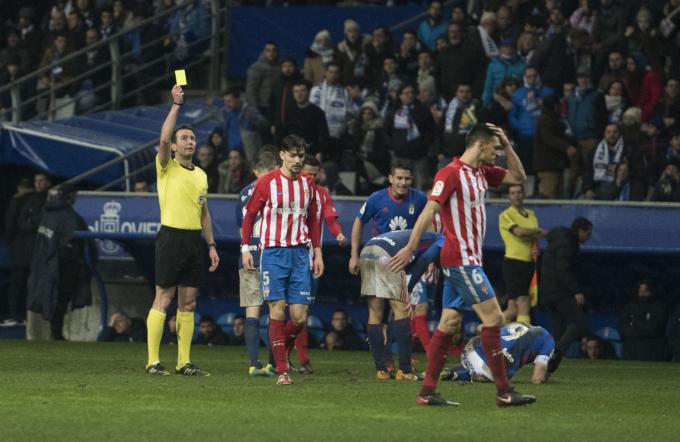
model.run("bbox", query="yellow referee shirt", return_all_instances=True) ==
[156,155,207,230]
[499,206,539,262]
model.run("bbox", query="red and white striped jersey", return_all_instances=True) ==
[313,185,342,240]
[241,169,320,249]
[429,158,506,267]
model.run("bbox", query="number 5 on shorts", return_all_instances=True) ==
[262,271,270,286]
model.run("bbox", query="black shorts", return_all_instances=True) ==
[502,258,535,299]
[155,226,205,288]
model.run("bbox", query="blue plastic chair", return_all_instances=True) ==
[306,315,326,343]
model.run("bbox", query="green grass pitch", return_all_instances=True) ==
[2,340,680,441]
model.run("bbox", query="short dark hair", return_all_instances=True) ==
[223,86,241,98]
[390,158,413,175]
[303,154,320,167]
[333,308,348,317]
[291,79,310,90]
[200,315,215,325]
[281,134,308,152]
[171,124,195,143]
[234,314,245,321]
[465,124,497,149]
[507,183,524,193]
[254,150,278,172]
[571,217,593,232]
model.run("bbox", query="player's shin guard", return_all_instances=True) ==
[294,326,309,365]
[393,318,413,373]
[269,318,288,374]
[176,310,194,369]
[367,324,387,371]
[412,314,431,354]
[245,317,262,368]
[146,308,166,367]
[480,325,511,395]
[420,329,453,397]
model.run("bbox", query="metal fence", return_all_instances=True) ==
[0,0,225,123]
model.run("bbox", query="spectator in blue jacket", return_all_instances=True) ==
[417,1,447,52]
[481,37,526,107]
[509,67,554,173]
[565,68,604,196]
[222,87,268,163]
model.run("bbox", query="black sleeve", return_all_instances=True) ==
[632,302,669,338]
[4,197,21,240]
[554,243,581,295]
[581,147,596,192]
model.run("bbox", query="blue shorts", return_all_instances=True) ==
[260,246,312,305]
[442,266,496,310]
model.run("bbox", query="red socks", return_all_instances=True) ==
[294,325,309,365]
[412,315,431,354]
[269,318,287,375]
[480,325,511,395]
[419,329,453,397]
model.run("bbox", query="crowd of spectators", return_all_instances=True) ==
[204,0,680,201]
[0,0,212,120]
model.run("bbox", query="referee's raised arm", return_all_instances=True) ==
[159,85,185,168]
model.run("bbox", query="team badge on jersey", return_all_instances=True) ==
[432,180,444,196]
[408,203,414,214]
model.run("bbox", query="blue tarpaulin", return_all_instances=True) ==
[0,103,221,188]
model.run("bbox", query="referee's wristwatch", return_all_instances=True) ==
[207,242,217,249]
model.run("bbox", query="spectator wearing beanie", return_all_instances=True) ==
[304,30,337,87]
[337,19,370,85]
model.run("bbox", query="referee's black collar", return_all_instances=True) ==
[180,162,195,171]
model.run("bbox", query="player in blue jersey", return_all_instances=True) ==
[236,151,279,377]
[349,160,427,380]
[357,227,442,380]
[441,322,555,384]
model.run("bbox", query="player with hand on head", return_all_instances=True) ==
[241,134,323,386]
[236,150,280,377]
[391,123,537,407]
[145,85,219,377]
[349,160,427,381]
[441,322,555,385]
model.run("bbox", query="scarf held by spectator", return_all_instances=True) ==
[593,136,624,183]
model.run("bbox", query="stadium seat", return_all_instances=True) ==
[351,317,366,340]
[217,313,235,335]
[595,326,624,359]
[307,315,326,343]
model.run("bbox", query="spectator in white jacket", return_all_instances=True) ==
[310,62,355,162]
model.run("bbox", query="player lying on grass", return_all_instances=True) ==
[441,322,555,384]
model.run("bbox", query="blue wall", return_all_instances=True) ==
[228,6,424,76]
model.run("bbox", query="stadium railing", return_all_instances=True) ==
[0,0,225,123]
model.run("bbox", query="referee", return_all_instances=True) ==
[498,184,546,324]
[145,85,219,376]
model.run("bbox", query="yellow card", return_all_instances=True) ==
[174,69,187,86]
